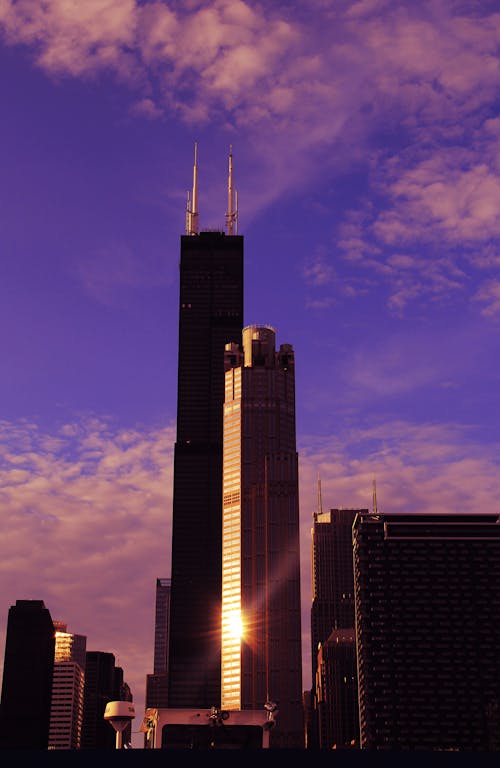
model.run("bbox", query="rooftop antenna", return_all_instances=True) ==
[313,471,323,522]
[186,141,199,235]
[225,145,238,235]
[372,476,378,514]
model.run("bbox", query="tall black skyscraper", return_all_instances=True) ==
[0,599,55,749]
[167,146,244,708]
[353,512,500,750]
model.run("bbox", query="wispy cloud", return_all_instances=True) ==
[0,415,174,717]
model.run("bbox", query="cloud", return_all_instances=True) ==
[473,279,500,318]
[0,415,174,737]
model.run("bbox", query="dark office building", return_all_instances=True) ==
[0,599,55,749]
[146,577,171,708]
[81,651,133,749]
[353,512,500,751]
[167,147,244,709]
[316,629,358,750]
[310,507,366,749]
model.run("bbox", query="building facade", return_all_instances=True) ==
[81,651,132,749]
[48,622,87,749]
[146,577,171,708]
[0,599,55,749]
[168,148,244,709]
[221,325,303,748]
[310,507,366,749]
[353,512,500,751]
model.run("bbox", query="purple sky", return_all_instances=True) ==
[1,0,499,746]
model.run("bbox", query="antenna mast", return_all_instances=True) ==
[186,142,199,235]
[317,472,323,516]
[225,145,238,235]
[372,476,378,514]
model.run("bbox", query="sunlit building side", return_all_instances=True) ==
[221,325,303,748]
[48,622,86,750]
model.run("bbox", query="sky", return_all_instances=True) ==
[1,0,499,747]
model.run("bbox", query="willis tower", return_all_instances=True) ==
[167,145,244,708]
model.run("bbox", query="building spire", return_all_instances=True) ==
[186,141,199,235]
[225,144,238,235]
[317,472,323,516]
[372,476,378,514]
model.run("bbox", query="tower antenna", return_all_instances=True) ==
[372,476,378,514]
[313,472,323,522]
[186,141,199,235]
[225,145,238,235]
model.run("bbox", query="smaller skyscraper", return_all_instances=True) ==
[310,505,366,749]
[81,651,133,749]
[353,512,500,751]
[146,577,171,708]
[0,599,55,749]
[48,622,87,750]
[221,325,303,748]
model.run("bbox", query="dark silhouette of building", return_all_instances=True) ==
[167,146,244,709]
[221,325,303,747]
[310,506,366,749]
[146,577,171,708]
[353,512,500,751]
[0,599,55,749]
[81,651,132,749]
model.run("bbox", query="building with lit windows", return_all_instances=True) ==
[353,512,500,751]
[48,622,86,749]
[221,324,303,748]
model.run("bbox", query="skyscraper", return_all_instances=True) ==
[146,577,171,708]
[310,505,366,749]
[221,324,303,748]
[81,651,132,749]
[167,146,244,709]
[48,622,86,750]
[0,599,55,749]
[353,511,500,750]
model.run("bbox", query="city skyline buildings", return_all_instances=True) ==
[145,578,171,709]
[167,147,244,708]
[48,622,87,750]
[310,505,366,749]
[1,2,499,746]
[353,512,500,750]
[221,324,303,747]
[0,600,55,749]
